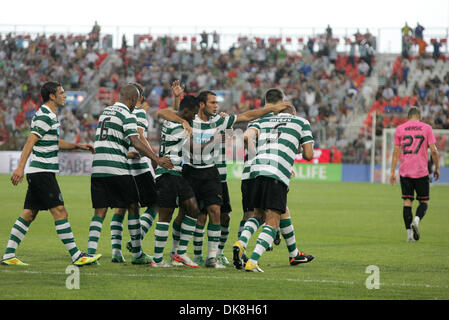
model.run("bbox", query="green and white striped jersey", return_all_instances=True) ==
[155,120,188,178]
[128,107,151,176]
[91,102,139,177]
[241,113,273,181]
[186,114,237,169]
[249,113,313,187]
[27,105,60,173]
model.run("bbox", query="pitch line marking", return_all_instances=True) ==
[1,269,448,290]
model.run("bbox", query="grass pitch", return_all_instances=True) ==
[0,175,448,300]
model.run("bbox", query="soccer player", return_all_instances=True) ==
[234,88,315,271]
[390,106,440,242]
[151,95,207,268]
[110,82,159,263]
[1,81,101,266]
[237,101,315,272]
[87,84,173,265]
[179,90,291,268]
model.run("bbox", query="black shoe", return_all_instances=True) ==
[289,252,315,266]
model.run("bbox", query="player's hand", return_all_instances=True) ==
[77,144,95,154]
[157,156,174,169]
[171,80,185,98]
[434,168,440,181]
[127,152,141,160]
[389,173,396,185]
[219,112,229,117]
[11,167,25,186]
[182,120,193,136]
[291,170,296,178]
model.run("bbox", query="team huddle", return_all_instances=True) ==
[1,79,440,272]
[1,80,316,272]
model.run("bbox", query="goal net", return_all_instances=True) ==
[381,128,449,184]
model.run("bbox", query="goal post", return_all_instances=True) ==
[381,128,449,184]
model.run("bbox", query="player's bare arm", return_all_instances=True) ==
[389,145,401,185]
[129,135,173,169]
[301,141,314,161]
[58,140,95,153]
[156,108,193,136]
[11,133,40,186]
[171,80,184,111]
[235,101,294,123]
[429,144,440,181]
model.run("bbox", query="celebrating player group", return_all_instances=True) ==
[1,80,317,272]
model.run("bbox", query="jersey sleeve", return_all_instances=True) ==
[30,114,53,138]
[299,119,314,145]
[123,113,139,139]
[135,110,149,131]
[394,128,401,146]
[427,126,436,146]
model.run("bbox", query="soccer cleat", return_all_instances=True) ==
[1,257,29,266]
[232,241,245,270]
[193,256,206,267]
[111,252,126,263]
[411,221,420,241]
[73,253,102,266]
[274,228,281,246]
[205,257,226,269]
[170,252,184,266]
[217,253,230,265]
[407,237,416,242]
[173,253,199,268]
[245,260,264,272]
[151,259,173,268]
[131,252,155,265]
[289,252,315,266]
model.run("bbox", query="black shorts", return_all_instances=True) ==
[24,172,64,211]
[182,165,223,212]
[134,171,158,208]
[251,176,288,214]
[400,175,430,201]
[91,175,139,209]
[156,173,195,208]
[221,182,232,214]
[241,179,255,213]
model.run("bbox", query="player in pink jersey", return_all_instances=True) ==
[390,107,440,242]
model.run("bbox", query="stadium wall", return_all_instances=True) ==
[1,152,448,184]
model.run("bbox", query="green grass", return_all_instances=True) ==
[0,175,448,300]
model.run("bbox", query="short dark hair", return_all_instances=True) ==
[264,88,284,104]
[196,90,216,105]
[180,95,199,111]
[129,82,143,97]
[407,106,421,119]
[41,81,62,103]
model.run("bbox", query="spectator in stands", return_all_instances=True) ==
[200,30,208,49]
[432,39,442,59]
[414,22,425,40]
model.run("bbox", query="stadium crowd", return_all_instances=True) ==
[1,25,448,164]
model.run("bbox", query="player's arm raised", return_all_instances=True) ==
[171,80,184,111]
[156,108,192,136]
[11,133,40,186]
[235,101,293,123]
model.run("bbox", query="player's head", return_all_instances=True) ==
[264,88,284,105]
[129,82,144,105]
[179,95,199,122]
[197,90,218,117]
[41,81,65,107]
[119,84,140,110]
[407,106,422,120]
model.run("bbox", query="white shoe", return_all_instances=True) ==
[173,253,199,267]
[411,220,420,241]
[205,257,226,269]
[151,259,173,268]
